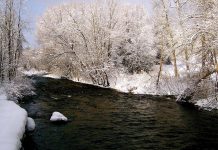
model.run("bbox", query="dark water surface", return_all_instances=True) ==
[22,76,218,150]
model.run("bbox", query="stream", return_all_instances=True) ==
[21,76,218,150]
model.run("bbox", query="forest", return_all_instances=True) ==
[0,0,218,150]
[24,0,218,106]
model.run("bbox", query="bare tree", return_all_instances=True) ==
[36,0,152,87]
[0,0,25,82]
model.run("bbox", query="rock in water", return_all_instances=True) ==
[50,112,68,122]
[26,117,36,132]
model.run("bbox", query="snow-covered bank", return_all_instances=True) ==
[111,65,188,95]
[22,67,187,95]
[0,93,27,150]
[22,69,62,79]
[111,72,156,94]
[195,98,218,111]
[22,68,218,111]
[43,74,61,79]
[22,68,47,76]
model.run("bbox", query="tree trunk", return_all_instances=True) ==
[161,0,179,78]
[172,49,179,78]
[156,35,164,85]
[175,0,190,77]
[201,34,206,69]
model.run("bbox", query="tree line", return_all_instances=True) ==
[27,0,218,99]
[154,0,218,79]
[33,0,153,87]
[153,0,218,101]
[0,0,24,83]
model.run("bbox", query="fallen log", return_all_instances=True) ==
[176,68,217,103]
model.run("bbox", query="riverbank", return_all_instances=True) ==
[0,91,27,150]
[22,68,218,111]
[22,67,185,95]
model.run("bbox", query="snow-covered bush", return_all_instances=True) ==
[157,76,189,95]
[22,49,42,71]
[195,97,218,111]
[155,50,172,65]
[190,77,218,103]
[122,52,155,74]
[3,74,35,102]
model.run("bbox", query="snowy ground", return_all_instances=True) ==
[111,72,157,94]
[0,91,27,150]
[110,64,189,95]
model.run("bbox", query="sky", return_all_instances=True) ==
[24,0,152,48]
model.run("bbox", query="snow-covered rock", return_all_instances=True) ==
[0,93,27,150]
[26,117,36,132]
[50,112,68,122]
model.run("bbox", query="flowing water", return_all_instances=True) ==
[22,76,218,150]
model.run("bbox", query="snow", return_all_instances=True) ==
[112,72,156,94]
[0,93,27,150]
[26,117,36,132]
[50,112,68,122]
[111,65,188,95]
[22,69,61,79]
[22,68,47,76]
[43,74,61,79]
[0,91,7,100]
[195,98,218,111]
